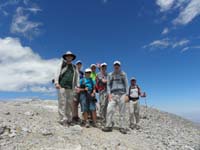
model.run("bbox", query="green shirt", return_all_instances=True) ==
[60,64,74,89]
[90,72,97,85]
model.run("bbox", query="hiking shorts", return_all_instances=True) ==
[80,93,96,112]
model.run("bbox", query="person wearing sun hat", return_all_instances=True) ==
[78,68,97,128]
[90,64,97,84]
[76,60,84,79]
[72,60,84,123]
[96,62,108,125]
[102,60,129,134]
[54,51,79,126]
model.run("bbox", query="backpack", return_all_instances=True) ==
[128,85,140,100]
[95,73,107,92]
[110,71,126,89]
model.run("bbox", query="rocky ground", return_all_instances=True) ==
[0,100,199,150]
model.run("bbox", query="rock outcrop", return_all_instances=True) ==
[0,100,199,150]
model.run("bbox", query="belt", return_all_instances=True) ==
[129,97,139,101]
[111,89,125,94]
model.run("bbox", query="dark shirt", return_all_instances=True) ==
[79,70,84,79]
[60,64,74,89]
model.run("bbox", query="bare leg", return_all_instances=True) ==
[83,112,88,121]
[92,111,97,123]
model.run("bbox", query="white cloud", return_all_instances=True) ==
[0,0,19,9]
[0,37,60,92]
[161,27,169,35]
[10,7,42,38]
[181,47,189,53]
[144,38,190,50]
[172,39,189,48]
[173,0,200,25]
[2,10,9,16]
[0,0,19,15]
[156,0,175,12]
[0,0,32,16]
[25,7,41,14]
[0,1,42,38]
[30,86,56,93]
[143,38,170,49]
[181,45,200,53]
[23,0,30,5]
[156,0,200,25]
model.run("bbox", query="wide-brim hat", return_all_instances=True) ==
[62,51,76,60]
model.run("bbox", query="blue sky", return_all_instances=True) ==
[0,0,200,122]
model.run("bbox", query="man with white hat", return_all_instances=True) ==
[54,51,79,126]
[96,62,108,125]
[102,60,129,134]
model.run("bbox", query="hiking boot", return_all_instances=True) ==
[97,116,102,120]
[85,120,90,128]
[102,127,112,132]
[111,122,115,128]
[80,120,86,127]
[130,124,135,130]
[58,120,69,127]
[72,117,81,124]
[58,120,64,126]
[119,128,127,134]
[135,124,141,130]
[92,122,97,128]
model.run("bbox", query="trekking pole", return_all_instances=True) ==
[144,92,148,119]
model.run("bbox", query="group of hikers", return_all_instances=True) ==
[54,51,146,134]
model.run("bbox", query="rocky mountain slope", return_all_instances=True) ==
[0,100,199,150]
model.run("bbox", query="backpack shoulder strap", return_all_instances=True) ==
[109,72,114,88]
[81,78,85,85]
[120,71,126,85]
[128,85,131,96]
[110,72,115,81]
[61,60,67,70]
[89,78,94,89]
[73,64,76,69]
[136,85,141,95]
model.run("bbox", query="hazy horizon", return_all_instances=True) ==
[0,98,199,124]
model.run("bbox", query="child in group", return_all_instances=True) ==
[78,68,97,128]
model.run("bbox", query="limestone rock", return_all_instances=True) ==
[0,100,199,150]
